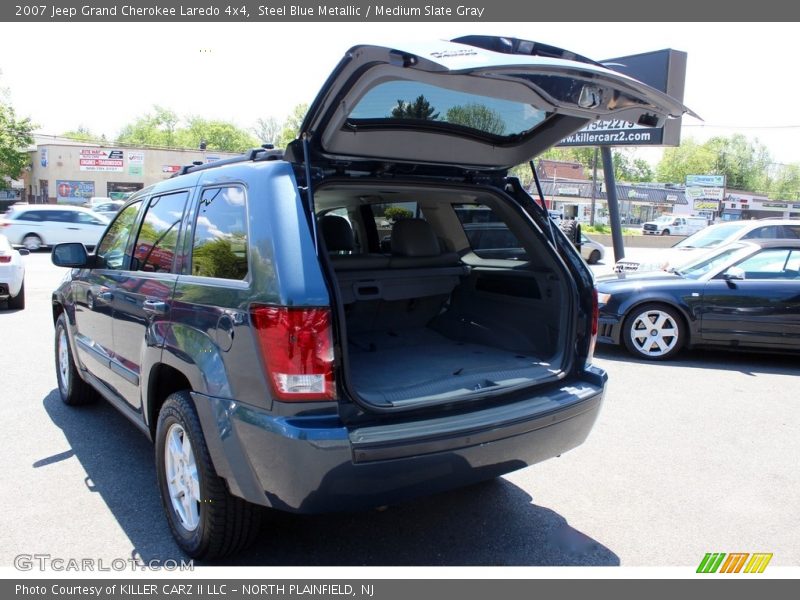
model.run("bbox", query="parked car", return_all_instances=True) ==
[0,234,28,309]
[597,239,800,360]
[615,218,800,273]
[88,200,124,220]
[581,233,605,264]
[0,204,109,251]
[50,35,691,559]
[641,214,708,236]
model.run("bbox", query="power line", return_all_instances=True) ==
[683,124,800,130]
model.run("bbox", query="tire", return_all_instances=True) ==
[560,219,578,245]
[155,391,262,559]
[22,234,43,251]
[660,229,670,236]
[8,281,25,310]
[622,303,686,360]
[588,249,601,265]
[55,313,97,405]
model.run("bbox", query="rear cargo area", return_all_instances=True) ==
[316,182,571,409]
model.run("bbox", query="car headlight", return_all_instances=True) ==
[597,292,612,305]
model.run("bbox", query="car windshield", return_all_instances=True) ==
[674,222,748,249]
[675,243,748,279]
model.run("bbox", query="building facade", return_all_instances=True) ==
[21,139,240,204]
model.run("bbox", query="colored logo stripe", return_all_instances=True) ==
[719,553,749,573]
[744,553,773,573]
[697,553,726,573]
[697,552,773,573]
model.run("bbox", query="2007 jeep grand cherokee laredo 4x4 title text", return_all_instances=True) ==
[51,35,692,558]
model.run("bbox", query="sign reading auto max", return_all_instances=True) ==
[79,149,124,172]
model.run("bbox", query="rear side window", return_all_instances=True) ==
[96,202,143,270]
[72,211,106,226]
[742,225,781,240]
[191,186,248,280]
[455,204,529,260]
[16,211,44,222]
[132,192,188,273]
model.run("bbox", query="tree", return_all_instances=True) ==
[276,103,308,149]
[62,125,101,142]
[177,117,259,152]
[252,116,281,146]
[116,106,257,151]
[0,101,35,190]
[767,163,800,200]
[117,105,180,147]
[391,95,439,120]
[445,104,505,135]
[656,134,771,191]
[613,152,654,182]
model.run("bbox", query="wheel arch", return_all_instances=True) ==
[147,363,193,438]
[621,297,694,350]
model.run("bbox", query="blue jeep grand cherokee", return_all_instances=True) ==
[51,36,691,558]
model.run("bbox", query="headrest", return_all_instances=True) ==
[391,219,441,257]
[320,215,354,252]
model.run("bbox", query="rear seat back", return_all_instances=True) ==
[323,216,467,311]
[320,214,390,272]
[389,218,461,269]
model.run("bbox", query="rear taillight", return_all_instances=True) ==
[251,305,336,401]
[586,287,599,366]
[0,255,10,263]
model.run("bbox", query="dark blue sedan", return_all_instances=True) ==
[596,239,800,360]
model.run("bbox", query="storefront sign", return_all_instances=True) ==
[79,149,124,172]
[686,175,725,187]
[127,151,145,176]
[693,199,720,211]
[56,180,95,202]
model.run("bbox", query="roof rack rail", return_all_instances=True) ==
[173,145,284,177]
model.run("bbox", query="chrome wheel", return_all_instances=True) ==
[627,307,681,358]
[57,327,71,395]
[164,423,200,532]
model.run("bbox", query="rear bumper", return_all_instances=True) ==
[192,367,607,513]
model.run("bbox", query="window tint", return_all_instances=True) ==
[73,211,106,225]
[17,211,44,222]
[132,192,188,273]
[454,204,528,260]
[349,80,549,138]
[781,225,800,239]
[95,201,142,270]
[731,248,800,279]
[191,186,248,280]
[742,225,780,240]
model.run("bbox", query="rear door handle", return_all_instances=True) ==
[142,299,169,316]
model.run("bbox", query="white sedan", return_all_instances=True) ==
[0,234,27,309]
[581,233,605,264]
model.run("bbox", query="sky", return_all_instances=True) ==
[3,22,800,167]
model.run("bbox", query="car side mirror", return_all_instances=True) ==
[722,266,745,287]
[18,248,30,256]
[52,243,90,268]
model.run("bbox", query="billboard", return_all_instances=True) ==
[79,148,125,172]
[56,180,95,203]
[686,174,725,212]
[558,49,688,148]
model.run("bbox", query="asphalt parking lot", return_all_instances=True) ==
[1,250,797,568]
